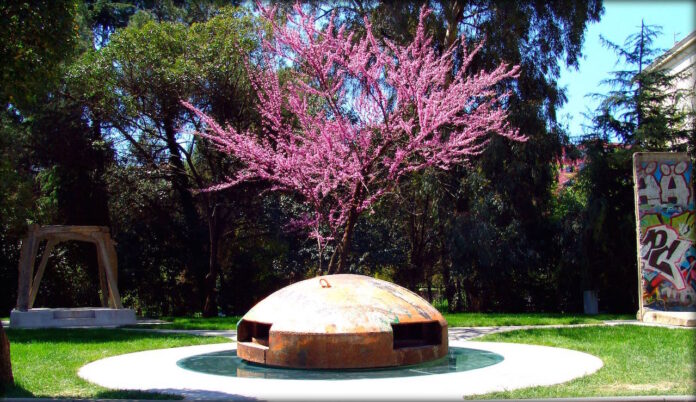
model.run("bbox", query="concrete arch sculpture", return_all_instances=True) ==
[15,225,123,311]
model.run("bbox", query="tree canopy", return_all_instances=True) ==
[2,0,658,318]
[186,4,524,274]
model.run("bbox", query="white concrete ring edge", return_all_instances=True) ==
[78,340,603,400]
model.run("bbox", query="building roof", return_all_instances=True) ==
[647,30,696,72]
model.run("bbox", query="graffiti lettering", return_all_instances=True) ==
[637,162,661,207]
[634,154,696,312]
[641,225,690,290]
[637,161,693,207]
[659,162,691,206]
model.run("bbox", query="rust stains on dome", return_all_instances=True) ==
[236,274,448,369]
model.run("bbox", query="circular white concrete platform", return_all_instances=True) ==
[78,341,603,400]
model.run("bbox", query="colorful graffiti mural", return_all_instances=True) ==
[633,153,696,313]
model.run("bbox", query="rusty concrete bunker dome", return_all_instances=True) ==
[236,274,448,369]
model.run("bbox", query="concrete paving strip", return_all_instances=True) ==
[484,398,696,402]
[77,340,604,400]
[122,327,238,340]
[447,320,693,341]
[3,397,695,402]
[118,319,691,343]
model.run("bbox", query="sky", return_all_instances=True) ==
[557,0,696,141]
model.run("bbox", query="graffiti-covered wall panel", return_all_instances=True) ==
[633,153,696,312]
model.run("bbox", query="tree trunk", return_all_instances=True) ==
[425,271,433,302]
[443,0,464,87]
[455,278,465,312]
[464,278,483,312]
[444,0,464,47]
[163,117,206,312]
[442,261,457,313]
[202,203,221,317]
[163,118,199,230]
[0,321,13,392]
[406,210,424,292]
[327,185,363,274]
[327,207,358,274]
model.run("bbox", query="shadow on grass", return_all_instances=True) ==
[3,384,258,400]
[111,389,259,400]
[2,385,185,400]
[2,383,34,398]
[5,328,207,344]
[95,389,185,400]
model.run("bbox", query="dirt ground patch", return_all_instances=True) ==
[600,381,695,393]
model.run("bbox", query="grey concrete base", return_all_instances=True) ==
[10,308,136,328]
[78,340,603,400]
[641,310,696,327]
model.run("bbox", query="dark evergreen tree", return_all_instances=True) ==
[571,23,695,313]
[0,0,84,385]
[591,21,694,149]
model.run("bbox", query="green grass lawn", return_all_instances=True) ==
[474,325,696,399]
[2,328,229,399]
[133,313,633,330]
[134,315,243,330]
[4,317,691,400]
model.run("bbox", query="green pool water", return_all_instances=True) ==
[176,347,503,380]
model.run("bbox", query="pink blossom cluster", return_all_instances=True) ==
[184,4,523,249]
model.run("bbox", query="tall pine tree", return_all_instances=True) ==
[576,23,695,312]
[591,21,693,149]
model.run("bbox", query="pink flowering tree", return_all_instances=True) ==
[184,4,524,274]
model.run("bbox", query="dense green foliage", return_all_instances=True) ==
[70,5,270,316]
[2,1,689,318]
[3,328,227,398]
[0,2,299,317]
[555,21,696,313]
[0,1,81,109]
